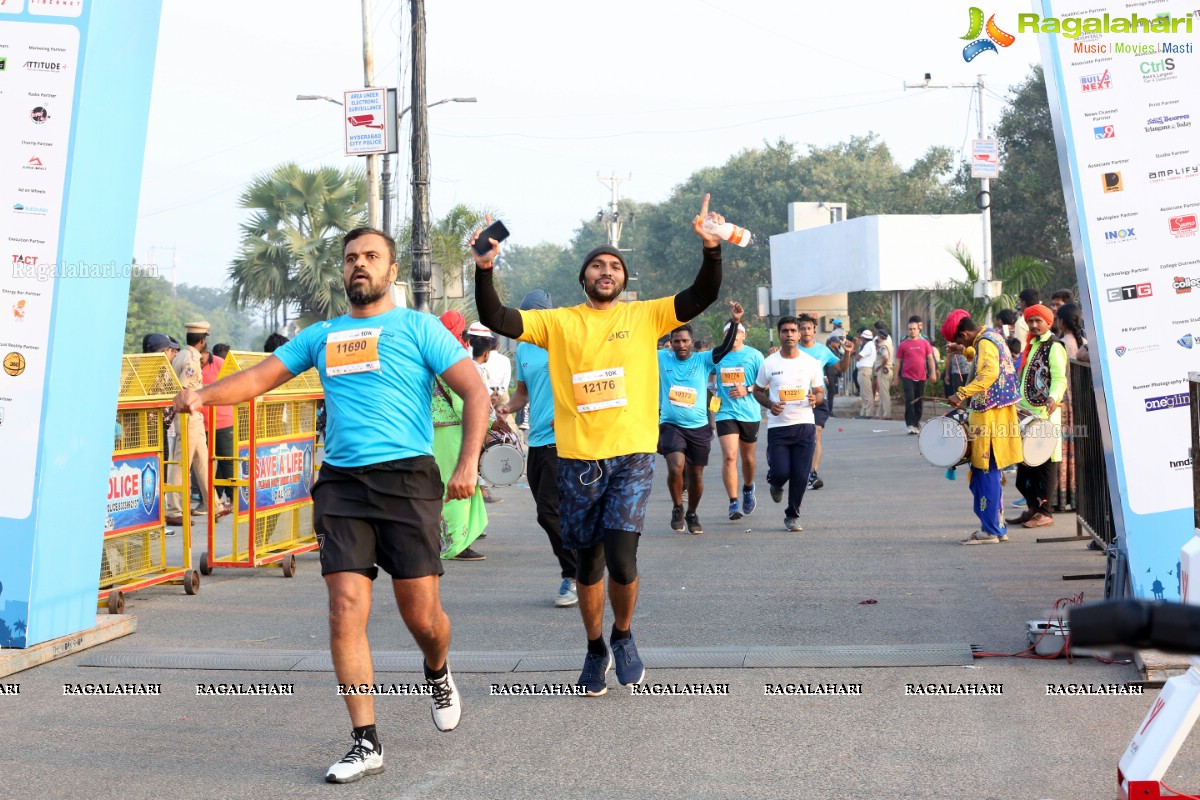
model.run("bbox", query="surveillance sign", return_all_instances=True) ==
[343,87,396,156]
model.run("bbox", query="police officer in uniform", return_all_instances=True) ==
[165,321,211,525]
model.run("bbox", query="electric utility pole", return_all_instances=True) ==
[904,73,995,324]
[410,0,433,313]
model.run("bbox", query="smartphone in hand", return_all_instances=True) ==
[472,219,511,257]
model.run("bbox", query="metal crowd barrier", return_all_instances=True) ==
[102,353,199,613]
[1071,359,1116,550]
[200,352,322,577]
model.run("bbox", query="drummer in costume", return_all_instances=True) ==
[1008,304,1067,529]
[942,309,1023,544]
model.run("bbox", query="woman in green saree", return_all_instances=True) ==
[434,311,487,561]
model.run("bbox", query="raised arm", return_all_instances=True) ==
[470,216,524,338]
[710,301,743,364]
[674,193,723,322]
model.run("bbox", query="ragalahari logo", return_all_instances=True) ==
[962,8,1016,62]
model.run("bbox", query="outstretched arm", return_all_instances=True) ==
[174,355,294,414]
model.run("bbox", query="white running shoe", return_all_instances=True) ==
[427,668,462,732]
[325,736,383,783]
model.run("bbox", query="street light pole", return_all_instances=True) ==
[361,0,381,230]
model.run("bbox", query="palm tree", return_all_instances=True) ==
[910,245,1054,330]
[229,163,367,323]
[396,204,496,305]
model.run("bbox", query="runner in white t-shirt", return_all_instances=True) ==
[752,316,826,532]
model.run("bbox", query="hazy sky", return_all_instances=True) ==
[132,0,1043,288]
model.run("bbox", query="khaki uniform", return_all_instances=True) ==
[872,337,894,420]
[165,344,209,515]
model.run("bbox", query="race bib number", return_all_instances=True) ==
[325,328,381,376]
[668,385,699,408]
[573,367,627,412]
[779,385,807,403]
[720,367,745,387]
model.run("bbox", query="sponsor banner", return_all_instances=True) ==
[237,436,315,514]
[0,2,164,647]
[1038,0,1200,599]
[105,452,160,535]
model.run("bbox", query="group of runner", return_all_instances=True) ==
[172,195,851,784]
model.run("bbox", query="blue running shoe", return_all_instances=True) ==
[742,484,756,516]
[1011,497,1027,508]
[728,499,742,521]
[611,633,645,686]
[577,649,611,696]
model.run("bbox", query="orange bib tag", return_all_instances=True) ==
[668,385,699,408]
[779,386,807,403]
[325,328,381,376]
[720,367,745,387]
[572,367,627,412]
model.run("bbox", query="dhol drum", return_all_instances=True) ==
[479,428,524,487]
[1018,413,1058,467]
[918,412,972,468]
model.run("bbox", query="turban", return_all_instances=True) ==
[1023,304,1054,326]
[439,310,468,348]
[941,309,970,342]
[1022,304,1055,362]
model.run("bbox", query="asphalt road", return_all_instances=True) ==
[2,416,1195,800]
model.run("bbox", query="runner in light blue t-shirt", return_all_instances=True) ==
[711,320,765,521]
[498,289,580,609]
[796,314,855,491]
[656,302,742,535]
[274,308,468,468]
[171,228,489,785]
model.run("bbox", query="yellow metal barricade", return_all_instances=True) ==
[101,353,199,614]
[200,352,322,577]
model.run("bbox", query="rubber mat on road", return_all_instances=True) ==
[80,643,973,672]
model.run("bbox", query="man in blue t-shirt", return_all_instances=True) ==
[657,302,742,534]
[172,228,489,785]
[497,289,579,609]
[796,314,855,490]
[711,317,765,521]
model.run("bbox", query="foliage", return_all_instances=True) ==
[123,274,265,353]
[952,65,1074,292]
[395,204,497,308]
[228,163,366,325]
[909,245,1054,336]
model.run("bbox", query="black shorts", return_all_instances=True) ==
[312,456,445,580]
[715,419,760,443]
[657,423,713,466]
[814,406,830,428]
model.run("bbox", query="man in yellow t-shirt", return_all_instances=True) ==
[473,195,725,697]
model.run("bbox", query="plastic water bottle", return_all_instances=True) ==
[703,218,752,247]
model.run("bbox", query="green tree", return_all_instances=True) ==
[910,246,1055,336]
[229,162,366,325]
[396,204,495,308]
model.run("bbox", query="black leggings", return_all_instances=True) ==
[576,529,640,586]
[902,378,926,428]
